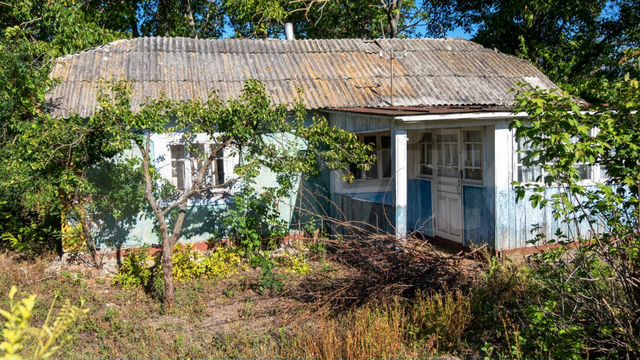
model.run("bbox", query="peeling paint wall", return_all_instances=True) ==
[89,133,302,250]
[463,185,495,247]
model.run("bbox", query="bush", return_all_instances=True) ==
[111,250,157,290]
[274,253,311,275]
[0,286,87,360]
[113,245,243,290]
[212,185,287,254]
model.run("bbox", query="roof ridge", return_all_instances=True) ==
[54,36,484,62]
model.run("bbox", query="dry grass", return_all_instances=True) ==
[0,247,480,360]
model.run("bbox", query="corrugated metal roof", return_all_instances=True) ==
[48,37,557,118]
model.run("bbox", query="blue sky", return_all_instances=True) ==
[446,27,475,40]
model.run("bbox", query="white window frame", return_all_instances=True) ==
[352,133,392,181]
[514,130,598,185]
[418,132,434,178]
[169,141,226,191]
[462,129,484,183]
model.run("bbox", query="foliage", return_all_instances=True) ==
[0,0,126,254]
[498,52,640,358]
[94,78,371,306]
[213,185,287,253]
[274,253,311,275]
[113,246,243,289]
[0,286,87,360]
[254,255,284,295]
[111,250,157,290]
[433,0,638,102]
[172,245,243,282]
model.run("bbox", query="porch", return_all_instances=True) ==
[326,108,516,249]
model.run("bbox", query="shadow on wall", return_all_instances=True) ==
[88,159,148,251]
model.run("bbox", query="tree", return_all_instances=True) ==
[439,0,640,102]
[226,0,456,39]
[0,1,125,253]
[509,49,640,355]
[93,80,372,306]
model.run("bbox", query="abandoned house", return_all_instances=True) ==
[48,36,600,252]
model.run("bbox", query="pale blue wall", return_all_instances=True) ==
[496,187,597,250]
[407,179,433,236]
[332,192,395,235]
[463,185,495,248]
[91,133,303,250]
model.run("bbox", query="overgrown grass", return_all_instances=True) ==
[2,235,637,360]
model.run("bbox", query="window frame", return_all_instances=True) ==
[462,129,484,183]
[352,133,392,182]
[514,131,597,185]
[169,141,226,191]
[418,132,434,178]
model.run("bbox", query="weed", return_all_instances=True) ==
[255,256,284,295]
[274,253,311,275]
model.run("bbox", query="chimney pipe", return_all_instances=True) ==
[285,22,295,40]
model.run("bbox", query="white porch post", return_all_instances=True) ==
[494,121,512,250]
[392,127,408,238]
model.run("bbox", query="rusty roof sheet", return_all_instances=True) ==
[48,37,557,118]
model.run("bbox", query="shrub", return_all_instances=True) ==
[212,185,287,254]
[111,250,156,290]
[112,245,243,290]
[254,255,284,295]
[274,254,311,275]
[0,286,87,360]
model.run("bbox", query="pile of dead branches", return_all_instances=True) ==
[293,235,483,310]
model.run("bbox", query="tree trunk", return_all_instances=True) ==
[162,237,175,306]
[138,136,177,307]
[130,0,140,38]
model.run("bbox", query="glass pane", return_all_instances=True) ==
[216,158,225,185]
[449,144,458,166]
[465,168,482,180]
[465,144,473,167]
[366,158,379,179]
[464,130,482,142]
[381,149,391,178]
[421,133,432,143]
[364,135,377,149]
[420,165,433,176]
[170,144,185,159]
[577,164,591,180]
[380,136,391,149]
[173,161,185,190]
[438,133,457,143]
[349,163,363,180]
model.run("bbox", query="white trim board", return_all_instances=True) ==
[395,112,528,122]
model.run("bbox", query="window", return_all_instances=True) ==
[170,143,225,190]
[351,134,392,180]
[380,136,391,178]
[437,133,459,178]
[463,130,483,180]
[576,164,592,181]
[517,137,593,183]
[210,144,225,186]
[572,137,592,181]
[516,138,543,183]
[171,144,186,190]
[419,133,434,176]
